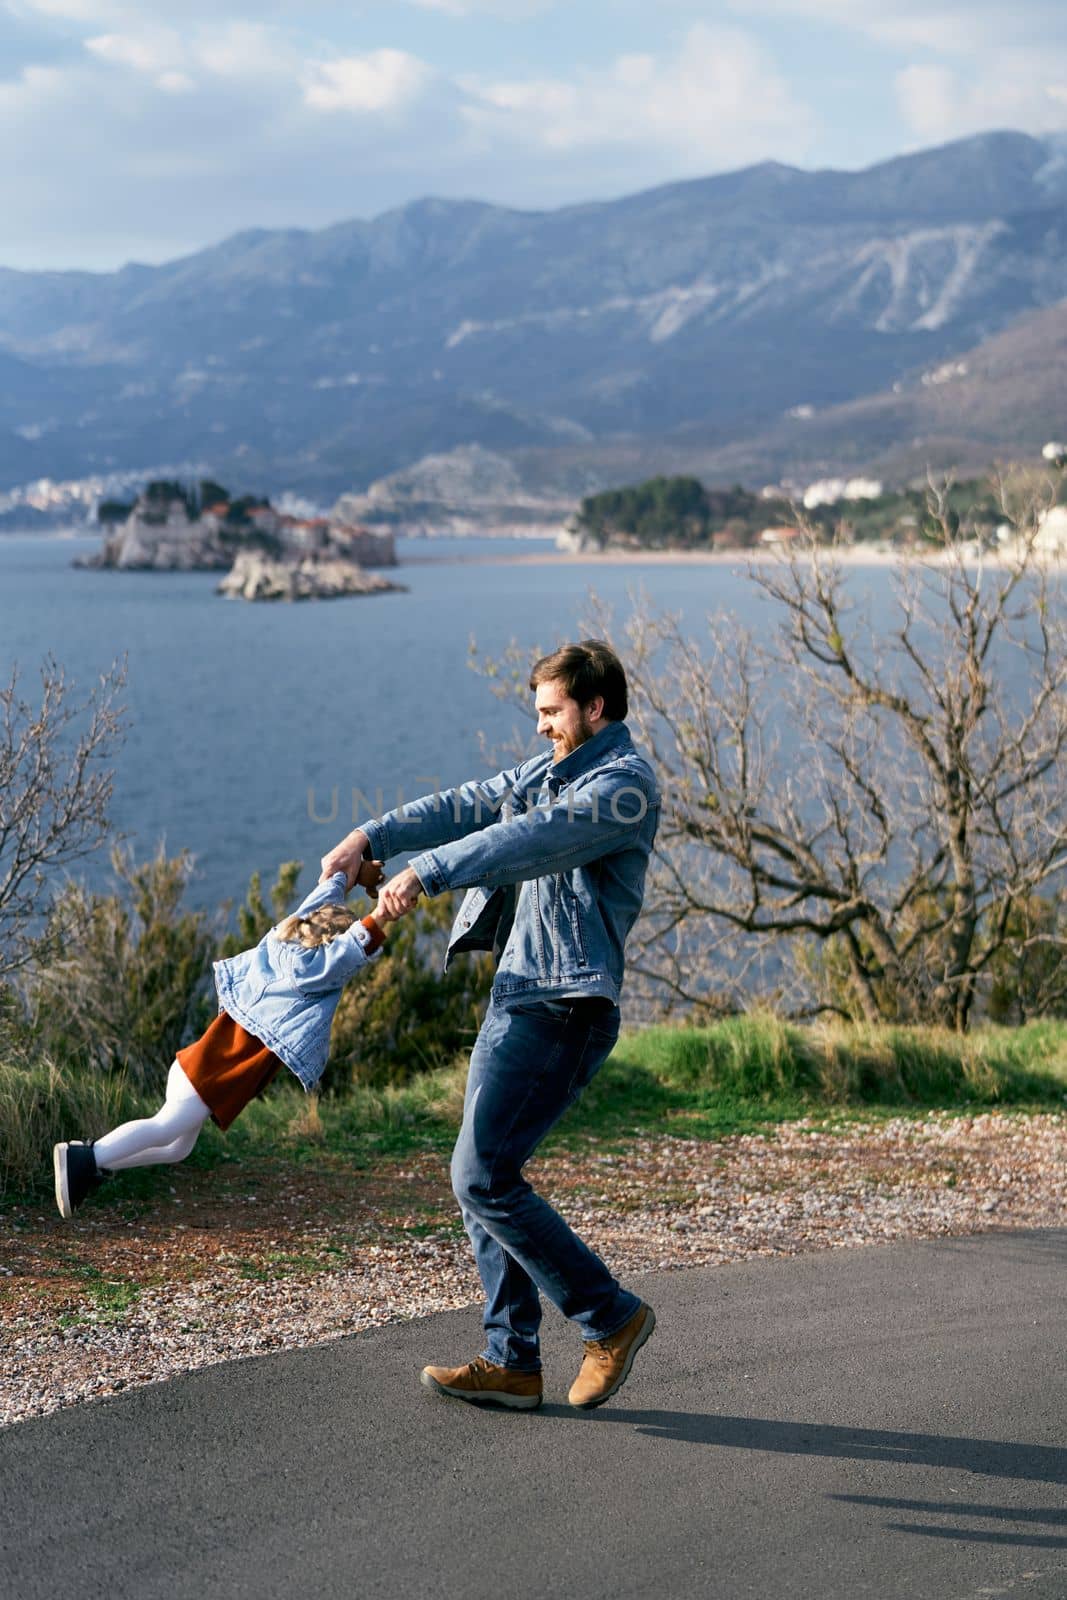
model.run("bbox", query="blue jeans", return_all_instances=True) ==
[450,995,640,1372]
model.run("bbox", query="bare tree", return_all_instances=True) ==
[0,656,126,979]
[474,480,1067,1030]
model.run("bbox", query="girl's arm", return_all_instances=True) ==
[292,916,386,995]
[288,861,382,922]
[291,871,348,920]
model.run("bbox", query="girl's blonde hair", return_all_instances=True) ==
[273,904,359,949]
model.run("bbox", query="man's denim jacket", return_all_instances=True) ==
[360,721,660,1005]
[213,872,381,1089]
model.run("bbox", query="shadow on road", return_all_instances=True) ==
[885,1524,1067,1548]
[927,1232,1067,1265]
[828,1493,1067,1550]
[544,1407,1067,1486]
[835,1494,1067,1525]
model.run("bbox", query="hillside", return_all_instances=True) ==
[2,131,1067,501]
[663,295,1067,487]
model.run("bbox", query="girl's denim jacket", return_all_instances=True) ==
[213,872,381,1090]
[360,720,659,1006]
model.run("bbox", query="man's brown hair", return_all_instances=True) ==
[529,639,628,721]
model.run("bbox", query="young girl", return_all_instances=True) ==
[53,863,389,1217]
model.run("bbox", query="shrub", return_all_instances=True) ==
[216,860,302,956]
[0,1020,149,1198]
[26,846,215,1091]
[328,892,494,1089]
[0,655,125,980]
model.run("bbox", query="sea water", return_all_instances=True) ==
[0,534,778,907]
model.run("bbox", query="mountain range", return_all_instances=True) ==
[3,129,1067,504]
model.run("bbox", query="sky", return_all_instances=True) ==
[2,0,1067,272]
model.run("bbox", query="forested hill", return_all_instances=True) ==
[568,474,1033,550]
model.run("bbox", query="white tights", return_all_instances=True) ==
[93,1062,211,1172]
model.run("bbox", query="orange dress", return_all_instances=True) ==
[176,1011,283,1131]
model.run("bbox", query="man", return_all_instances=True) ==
[320,640,660,1411]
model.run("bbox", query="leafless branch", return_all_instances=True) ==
[0,655,126,978]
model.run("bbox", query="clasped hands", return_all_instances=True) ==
[320,829,424,923]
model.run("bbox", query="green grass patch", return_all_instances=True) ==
[607,1014,1067,1108]
[0,1048,152,1202]
[4,1016,1064,1204]
[56,1263,142,1325]
[231,1251,337,1282]
[149,1013,1067,1167]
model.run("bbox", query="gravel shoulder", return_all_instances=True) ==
[2,1109,1063,1430]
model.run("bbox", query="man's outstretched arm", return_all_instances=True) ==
[404,769,657,897]
[319,763,536,887]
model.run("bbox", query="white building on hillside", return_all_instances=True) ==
[1035,505,1067,556]
[802,476,883,510]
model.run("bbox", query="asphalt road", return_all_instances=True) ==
[2,1229,1065,1600]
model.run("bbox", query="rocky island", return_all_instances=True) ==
[75,479,404,601]
[217,551,403,602]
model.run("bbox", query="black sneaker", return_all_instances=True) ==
[53,1141,104,1218]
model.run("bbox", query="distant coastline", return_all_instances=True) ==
[400,543,1066,570]
[0,527,98,540]
[5,526,1063,572]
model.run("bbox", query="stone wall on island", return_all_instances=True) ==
[75,494,398,572]
[216,552,406,602]
[75,503,226,570]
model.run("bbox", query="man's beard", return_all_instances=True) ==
[552,713,596,758]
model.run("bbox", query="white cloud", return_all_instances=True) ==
[303,49,432,114]
[157,69,193,93]
[85,27,182,75]
[0,59,69,109]
[858,9,980,53]
[725,0,1067,56]
[465,24,813,168]
[401,0,552,13]
[0,17,811,269]
[0,30,456,266]
[712,0,1067,148]
[10,0,306,18]
[8,0,122,18]
[194,22,296,80]
[79,19,301,95]
[894,63,959,141]
[895,50,1067,143]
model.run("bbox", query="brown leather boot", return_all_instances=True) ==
[421,1356,543,1410]
[568,1303,655,1409]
